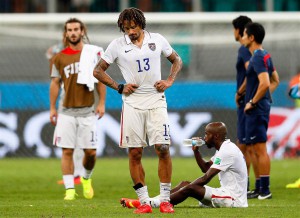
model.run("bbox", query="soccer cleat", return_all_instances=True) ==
[258,192,272,200]
[160,202,174,213]
[247,189,259,199]
[120,198,141,208]
[80,177,94,199]
[133,204,152,214]
[57,176,81,185]
[64,189,77,200]
[286,178,300,188]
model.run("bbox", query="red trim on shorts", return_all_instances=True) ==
[62,47,81,55]
[212,194,234,200]
[119,104,124,147]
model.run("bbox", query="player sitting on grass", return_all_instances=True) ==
[121,122,248,208]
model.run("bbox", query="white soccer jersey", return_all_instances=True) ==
[102,31,173,109]
[210,139,248,207]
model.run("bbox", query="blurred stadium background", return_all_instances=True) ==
[0,0,300,158]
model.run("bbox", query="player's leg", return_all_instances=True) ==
[77,116,98,199]
[54,114,77,200]
[170,180,206,206]
[247,145,260,198]
[148,107,173,213]
[248,114,272,200]
[121,104,152,213]
[73,147,84,184]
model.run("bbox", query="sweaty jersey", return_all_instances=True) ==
[51,47,95,116]
[245,49,275,115]
[102,31,173,109]
[210,139,248,207]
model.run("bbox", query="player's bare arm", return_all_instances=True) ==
[154,51,182,92]
[94,59,138,95]
[269,70,280,94]
[193,147,213,173]
[95,82,106,119]
[245,72,270,112]
[49,77,60,125]
[93,59,119,90]
[192,168,220,187]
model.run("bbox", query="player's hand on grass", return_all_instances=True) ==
[123,84,139,95]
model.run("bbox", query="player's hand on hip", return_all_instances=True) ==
[50,109,57,126]
[154,80,172,92]
[123,84,139,95]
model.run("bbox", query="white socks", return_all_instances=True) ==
[82,168,93,179]
[63,175,74,189]
[135,186,150,205]
[160,183,171,202]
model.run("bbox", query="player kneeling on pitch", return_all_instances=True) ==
[121,122,248,208]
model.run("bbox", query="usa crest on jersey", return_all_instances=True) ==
[148,43,156,51]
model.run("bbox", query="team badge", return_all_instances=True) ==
[148,43,156,51]
[214,157,221,165]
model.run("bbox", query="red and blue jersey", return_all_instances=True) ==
[245,49,275,114]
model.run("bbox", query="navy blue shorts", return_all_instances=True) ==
[245,113,269,144]
[237,105,246,144]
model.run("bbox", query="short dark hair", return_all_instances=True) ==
[245,22,265,44]
[232,15,252,37]
[117,7,146,32]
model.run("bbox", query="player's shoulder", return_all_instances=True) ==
[148,32,165,40]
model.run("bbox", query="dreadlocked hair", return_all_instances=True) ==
[117,7,146,32]
[63,17,90,47]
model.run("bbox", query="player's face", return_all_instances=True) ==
[233,28,239,41]
[242,29,251,48]
[123,20,143,41]
[65,22,83,46]
[204,128,214,149]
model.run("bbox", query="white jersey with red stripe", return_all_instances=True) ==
[102,30,173,110]
[210,139,248,207]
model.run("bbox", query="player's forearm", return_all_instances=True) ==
[97,82,106,106]
[167,53,182,83]
[269,71,280,94]
[193,151,211,173]
[93,61,119,91]
[49,81,59,110]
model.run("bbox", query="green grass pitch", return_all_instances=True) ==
[0,157,299,217]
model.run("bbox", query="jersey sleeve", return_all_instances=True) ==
[253,54,268,76]
[158,34,173,57]
[210,149,234,172]
[102,40,118,65]
[50,54,60,78]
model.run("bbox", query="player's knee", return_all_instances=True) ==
[129,147,143,160]
[155,144,170,157]
[84,149,96,159]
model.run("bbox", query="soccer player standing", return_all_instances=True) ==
[243,22,280,199]
[93,7,182,214]
[50,18,106,200]
[232,16,260,198]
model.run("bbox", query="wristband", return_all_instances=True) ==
[118,84,124,94]
[249,99,257,107]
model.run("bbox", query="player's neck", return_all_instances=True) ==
[131,31,145,48]
[69,41,84,51]
[249,43,262,54]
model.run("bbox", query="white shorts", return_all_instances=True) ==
[53,113,97,149]
[203,186,236,208]
[119,103,171,148]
